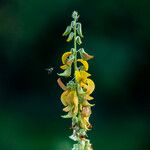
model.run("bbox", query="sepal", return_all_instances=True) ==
[57,66,71,77]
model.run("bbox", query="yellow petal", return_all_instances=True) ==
[86,79,95,94]
[80,117,91,130]
[65,90,75,105]
[80,71,91,83]
[63,105,71,112]
[75,70,91,83]
[60,64,69,70]
[80,71,91,77]
[84,95,94,100]
[77,59,89,71]
[75,70,81,82]
[72,91,78,114]
[80,82,88,90]
[60,90,69,106]
[82,101,95,107]
[62,51,72,64]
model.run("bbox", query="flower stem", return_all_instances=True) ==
[73,17,77,71]
[72,13,92,150]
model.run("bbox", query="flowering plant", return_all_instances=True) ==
[57,11,95,150]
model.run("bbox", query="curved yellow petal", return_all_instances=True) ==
[75,70,81,82]
[84,95,94,100]
[65,90,75,105]
[61,90,70,106]
[86,79,95,94]
[77,59,89,71]
[82,100,95,107]
[72,91,78,114]
[75,70,91,83]
[80,82,88,90]
[80,117,91,130]
[63,105,71,112]
[80,71,91,83]
[62,51,72,64]
[60,64,68,70]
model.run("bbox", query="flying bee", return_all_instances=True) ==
[45,67,54,75]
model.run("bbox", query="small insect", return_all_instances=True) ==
[45,67,54,75]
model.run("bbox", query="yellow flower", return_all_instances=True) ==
[58,51,75,77]
[60,51,72,70]
[80,78,95,95]
[57,78,78,118]
[80,106,92,130]
[75,70,95,111]
[75,70,95,95]
[61,89,78,118]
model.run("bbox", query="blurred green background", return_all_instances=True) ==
[0,0,150,150]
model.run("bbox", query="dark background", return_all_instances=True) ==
[0,0,150,150]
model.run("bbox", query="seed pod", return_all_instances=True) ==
[67,32,74,42]
[77,23,83,38]
[76,36,82,45]
[62,26,72,36]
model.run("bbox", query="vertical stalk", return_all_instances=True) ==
[73,17,77,71]
[58,11,94,150]
[72,15,85,150]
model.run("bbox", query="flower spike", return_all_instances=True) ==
[57,11,95,150]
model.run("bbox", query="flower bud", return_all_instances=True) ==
[72,11,79,19]
[79,48,94,60]
[77,23,83,38]
[63,26,72,36]
[67,32,74,42]
[76,36,82,45]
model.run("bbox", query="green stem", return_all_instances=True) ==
[73,16,84,150]
[73,17,81,119]
[73,18,77,71]
[71,11,92,150]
